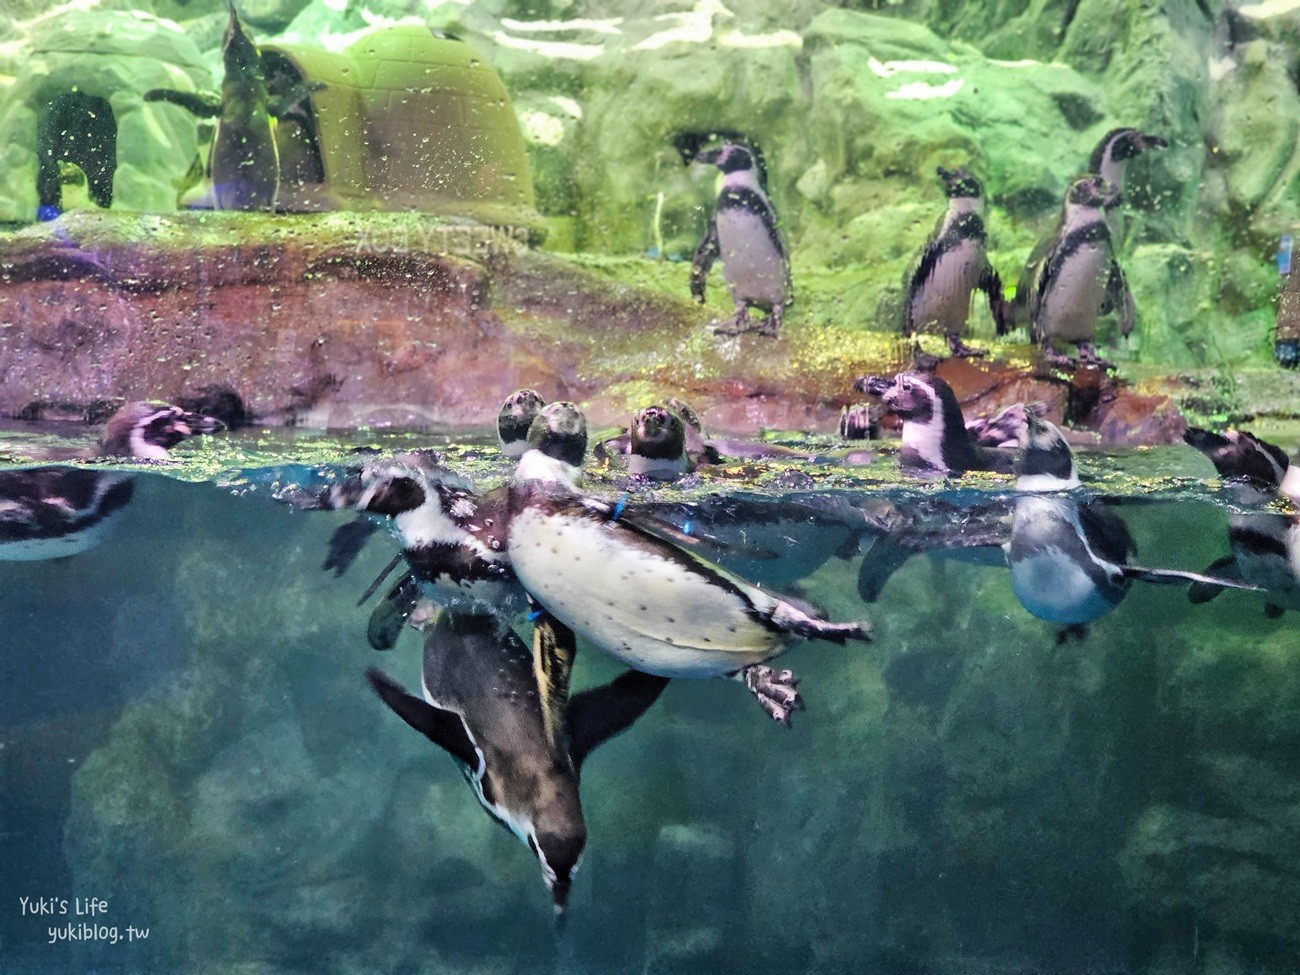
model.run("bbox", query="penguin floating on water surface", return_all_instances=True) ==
[1183,427,1300,617]
[690,143,792,337]
[506,410,872,726]
[1006,413,1257,640]
[0,402,220,561]
[145,1,322,211]
[858,372,1018,476]
[367,607,668,919]
[901,167,1007,359]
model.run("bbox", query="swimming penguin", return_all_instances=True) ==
[901,167,1007,359]
[506,427,872,726]
[691,144,792,336]
[0,402,220,561]
[1006,414,1256,639]
[861,372,1018,476]
[145,1,320,211]
[965,401,1048,449]
[1022,176,1134,369]
[1183,427,1300,617]
[497,389,547,459]
[367,607,669,918]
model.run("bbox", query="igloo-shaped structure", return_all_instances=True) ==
[0,10,211,223]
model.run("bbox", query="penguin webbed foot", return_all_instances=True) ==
[947,334,986,359]
[1055,623,1090,645]
[737,665,804,727]
[710,306,752,336]
[1076,343,1116,371]
[1041,344,1078,371]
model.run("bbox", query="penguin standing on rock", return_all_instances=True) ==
[902,167,1006,359]
[367,608,668,919]
[691,144,792,337]
[1026,176,1134,370]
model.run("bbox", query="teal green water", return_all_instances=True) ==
[2,429,1297,975]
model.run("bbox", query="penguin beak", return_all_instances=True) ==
[853,375,892,398]
[180,412,225,436]
[692,147,723,166]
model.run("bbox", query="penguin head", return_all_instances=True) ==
[693,143,757,175]
[1066,175,1116,209]
[664,397,704,433]
[99,401,223,461]
[879,372,946,423]
[1183,428,1290,495]
[630,406,686,461]
[515,403,588,485]
[497,388,547,459]
[936,166,983,200]
[1014,413,1080,491]
[1091,128,1169,170]
[528,808,587,920]
[222,1,264,81]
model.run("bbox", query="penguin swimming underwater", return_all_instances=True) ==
[1021,176,1134,369]
[901,167,1007,359]
[0,401,220,561]
[506,428,872,726]
[861,372,1018,476]
[1006,414,1256,639]
[145,1,321,211]
[1183,427,1300,617]
[691,144,792,337]
[367,607,668,918]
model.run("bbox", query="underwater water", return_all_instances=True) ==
[2,428,1298,975]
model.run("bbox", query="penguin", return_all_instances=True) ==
[901,167,1007,359]
[861,372,1018,476]
[1087,127,1168,245]
[497,389,547,459]
[1022,176,1134,369]
[145,1,321,211]
[0,402,220,561]
[505,431,872,726]
[838,403,880,441]
[626,406,691,480]
[691,144,792,336]
[1183,427,1300,617]
[367,607,669,918]
[964,401,1048,449]
[1006,413,1257,639]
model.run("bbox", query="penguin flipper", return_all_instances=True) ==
[366,668,481,769]
[857,535,916,603]
[533,614,577,754]
[1106,259,1135,337]
[1121,563,1261,592]
[978,262,1009,334]
[323,513,382,577]
[367,572,422,651]
[144,89,223,118]
[690,218,720,303]
[567,670,670,768]
[1187,555,1239,603]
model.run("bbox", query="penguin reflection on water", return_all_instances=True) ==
[507,410,873,725]
[691,143,792,337]
[901,167,1006,359]
[0,402,221,561]
[1007,414,1257,640]
[1183,427,1300,617]
[367,608,668,918]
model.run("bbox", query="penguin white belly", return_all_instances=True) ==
[508,507,789,677]
[910,244,981,333]
[715,210,785,308]
[0,510,125,561]
[1011,548,1117,624]
[1039,243,1108,342]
